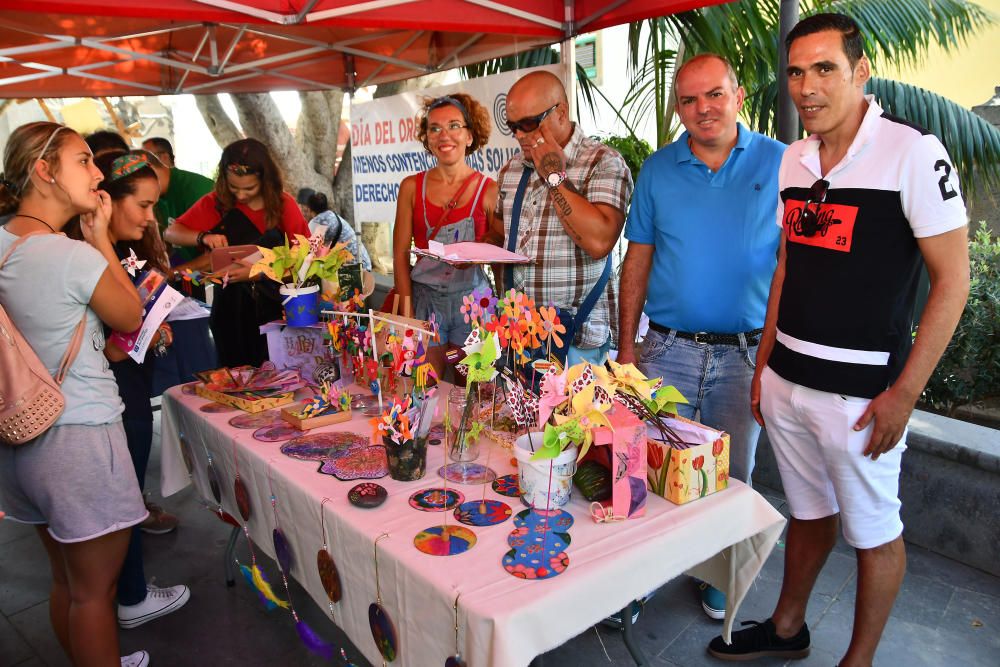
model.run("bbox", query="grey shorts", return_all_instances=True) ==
[0,422,148,543]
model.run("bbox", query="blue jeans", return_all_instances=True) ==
[638,328,760,485]
[567,338,612,366]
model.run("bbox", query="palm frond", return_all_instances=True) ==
[823,0,995,70]
[867,76,1000,198]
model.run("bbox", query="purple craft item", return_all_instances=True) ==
[280,432,368,460]
[318,446,389,480]
[230,409,284,430]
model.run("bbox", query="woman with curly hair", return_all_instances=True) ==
[164,138,308,367]
[393,93,498,376]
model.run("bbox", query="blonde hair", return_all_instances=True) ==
[0,122,77,215]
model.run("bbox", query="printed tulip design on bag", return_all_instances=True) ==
[713,438,729,490]
[692,455,708,498]
[647,439,668,497]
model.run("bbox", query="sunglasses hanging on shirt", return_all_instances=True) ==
[796,178,830,238]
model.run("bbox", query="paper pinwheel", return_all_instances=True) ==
[120,248,147,277]
[531,420,586,461]
[458,330,500,389]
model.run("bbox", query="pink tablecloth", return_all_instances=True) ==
[160,385,785,667]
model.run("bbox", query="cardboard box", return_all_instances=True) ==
[647,415,729,505]
[195,384,295,413]
[280,407,352,430]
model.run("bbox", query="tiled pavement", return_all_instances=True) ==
[2,413,997,667]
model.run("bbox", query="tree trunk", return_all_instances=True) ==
[332,139,353,224]
[230,92,332,202]
[297,90,342,182]
[194,94,243,148]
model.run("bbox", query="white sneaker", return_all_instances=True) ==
[118,582,191,629]
[121,650,149,667]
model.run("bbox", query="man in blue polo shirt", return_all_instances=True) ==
[618,53,785,619]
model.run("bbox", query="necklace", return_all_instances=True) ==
[13,213,56,233]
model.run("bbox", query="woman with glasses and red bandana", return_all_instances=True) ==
[392,93,498,378]
[164,138,309,367]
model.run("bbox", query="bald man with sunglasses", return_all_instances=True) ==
[487,70,632,364]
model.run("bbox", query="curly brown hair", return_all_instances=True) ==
[416,93,492,155]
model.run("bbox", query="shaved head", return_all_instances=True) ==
[508,70,567,109]
[506,69,573,150]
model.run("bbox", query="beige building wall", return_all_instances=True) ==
[886,0,1000,108]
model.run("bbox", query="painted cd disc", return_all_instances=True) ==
[200,402,238,413]
[513,508,575,533]
[181,382,198,395]
[253,423,301,443]
[234,476,252,521]
[229,409,283,430]
[436,462,497,485]
[409,488,464,512]
[453,500,512,527]
[413,525,477,556]
[368,603,398,662]
[317,548,342,603]
[502,548,570,580]
[491,474,520,498]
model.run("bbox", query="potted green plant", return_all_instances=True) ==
[250,234,354,326]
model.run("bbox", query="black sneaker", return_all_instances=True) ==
[707,618,810,661]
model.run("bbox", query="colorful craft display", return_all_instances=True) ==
[317,447,389,481]
[491,474,520,498]
[280,432,368,461]
[282,382,352,430]
[371,393,436,481]
[437,462,497,485]
[648,415,731,505]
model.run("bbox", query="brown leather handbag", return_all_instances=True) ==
[0,232,86,445]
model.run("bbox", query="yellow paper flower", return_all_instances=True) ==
[607,360,654,400]
[249,246,279,282]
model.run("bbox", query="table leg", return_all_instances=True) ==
[621,600,648,666]
[224,525,239,587]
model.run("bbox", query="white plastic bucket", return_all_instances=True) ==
[514,432,578,509]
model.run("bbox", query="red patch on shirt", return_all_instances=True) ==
[784,200,859,252]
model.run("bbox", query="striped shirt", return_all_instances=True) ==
[772,97,967,398]
[497,124,633,348]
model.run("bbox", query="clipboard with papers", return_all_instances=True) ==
[410,240,532,265]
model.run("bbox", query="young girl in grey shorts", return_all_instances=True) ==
[0,122,149,667]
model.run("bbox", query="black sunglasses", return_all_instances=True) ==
[506,103,559,134]
[798,178,830,237]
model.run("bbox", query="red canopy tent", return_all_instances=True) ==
[0,1,726,98]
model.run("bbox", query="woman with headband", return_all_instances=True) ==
[69,149,193,641]
[392,93,498,377]
[0,122,148,666]
[164,138,309,367]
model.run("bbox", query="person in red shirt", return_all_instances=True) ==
[165,138,308,367]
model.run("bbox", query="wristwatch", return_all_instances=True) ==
[546,170,567,189]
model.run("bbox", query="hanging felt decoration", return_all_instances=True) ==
[317,498,343,606]
[369,533,399,662]
[266,464,335,659]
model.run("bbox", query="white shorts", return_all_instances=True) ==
[760,366,905,549]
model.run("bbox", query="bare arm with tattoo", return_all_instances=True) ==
[529,123,625,259]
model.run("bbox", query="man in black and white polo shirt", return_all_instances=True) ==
[708,13,969,666]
